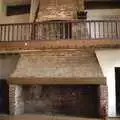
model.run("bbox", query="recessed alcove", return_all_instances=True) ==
[15,84,100,118]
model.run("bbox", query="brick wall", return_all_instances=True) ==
[9,84,107,117]
[14,85,24,115]
[99,85,108,118]
[23,85,99,117]
[9,85,24,115]
[9,85,16,115]
[35,0,84,21]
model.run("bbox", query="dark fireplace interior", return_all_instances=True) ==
[23,85,99,118]
[0,80,9,114]
[115,67,120,115]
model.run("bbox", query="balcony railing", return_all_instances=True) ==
[0,20,120,42]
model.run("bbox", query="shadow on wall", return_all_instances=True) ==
[0,54,20,79]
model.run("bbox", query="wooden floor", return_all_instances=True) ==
[0,115,120,120]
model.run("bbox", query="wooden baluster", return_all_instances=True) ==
[98,21,101,39]
[3,25,6,41]
[0,25,2,41]
[38,23,40,40]
[102,21,105,39]
[7,25,10,41]
[106,21,109,39]
[88,21,91,39]
[79,21,81,40]
[111,21,113,39]
[63,22,65,39]
[29,23,32,40]
[16,24,19,41]
[94,21,96,39]
[116,21,118,39]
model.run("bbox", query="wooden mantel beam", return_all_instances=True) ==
[8,77,106,85]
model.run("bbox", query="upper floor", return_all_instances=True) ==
[0,0,120,23]
[0,0,120,52]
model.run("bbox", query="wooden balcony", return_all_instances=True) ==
[0,20,120,52]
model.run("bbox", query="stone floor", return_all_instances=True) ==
[0,115,120,120]
[109,118,120,120]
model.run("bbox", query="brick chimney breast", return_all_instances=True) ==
[36,0,84,21]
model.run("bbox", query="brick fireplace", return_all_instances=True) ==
[21,85,100,117]
[8,49,107,118]
[9,81,107,118]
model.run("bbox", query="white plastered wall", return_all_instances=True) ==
[87,9,120,116]
[96,49,120,117]
[87,9,120,20]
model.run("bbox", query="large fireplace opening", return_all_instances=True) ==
[22,85,99,118]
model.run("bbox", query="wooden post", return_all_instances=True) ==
[30,0,40,22]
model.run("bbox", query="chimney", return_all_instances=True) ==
[30,0,85,22]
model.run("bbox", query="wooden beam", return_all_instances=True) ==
[0,40,120,53]
[30,0,40,22]
[8,77,106,85]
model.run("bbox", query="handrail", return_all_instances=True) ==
[0,20,120,25]
[0,20,119,41]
